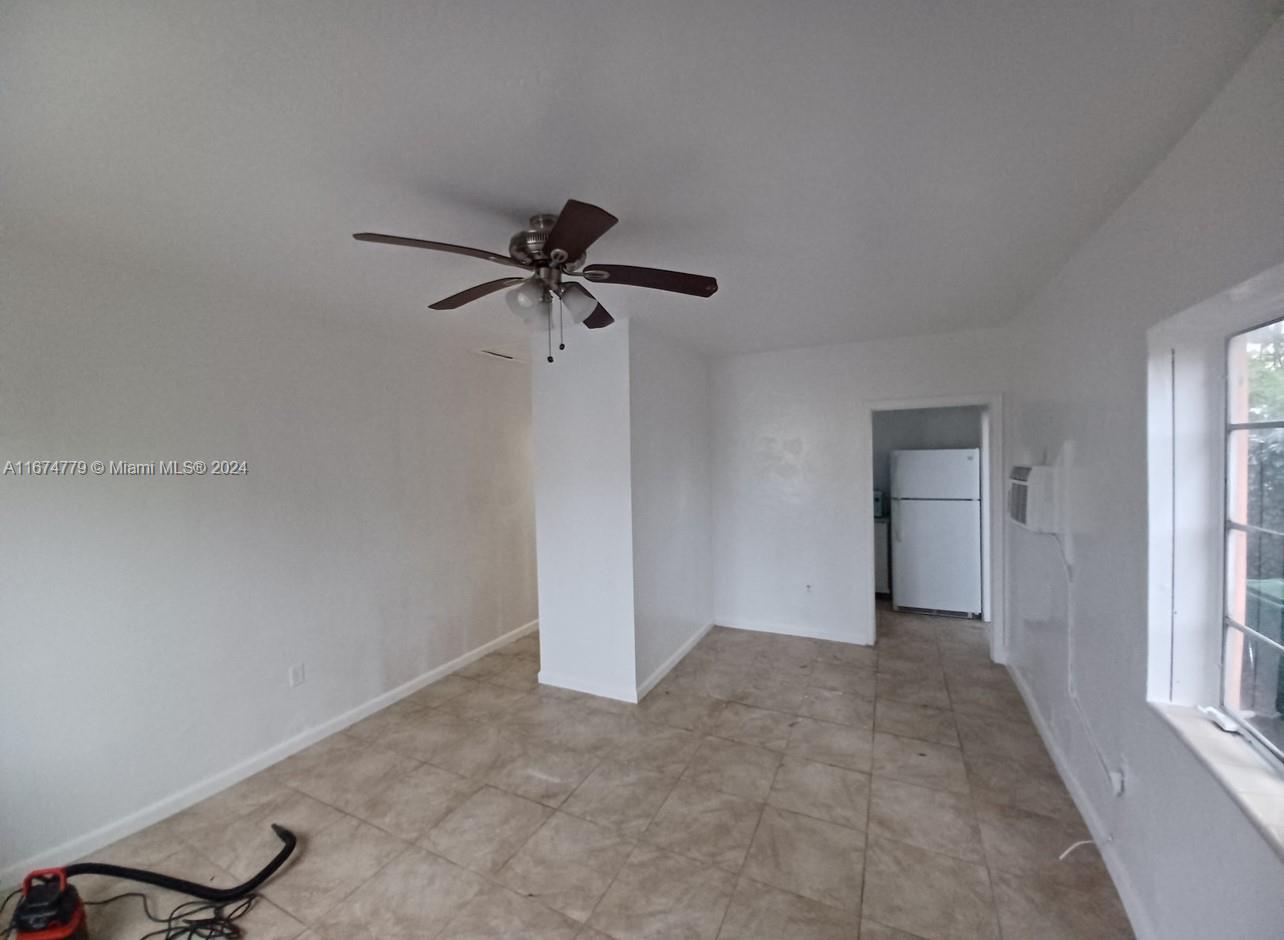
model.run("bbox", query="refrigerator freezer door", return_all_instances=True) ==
[891,498,982,613]
[891,449,981,500]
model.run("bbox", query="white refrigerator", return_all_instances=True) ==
[890,448,982,615]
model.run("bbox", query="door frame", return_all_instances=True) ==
[866,392,1007,663]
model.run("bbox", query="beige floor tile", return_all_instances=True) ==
[510,699,638,755]
[436,883,581,939]
[945,676,1027,722]
[742,806,864,912]
[403,674,479,708]
[426,720,522,778]
[587,843,736,940]
[963,751,1082,824]
[561,760,678,836]
[729,678,809,714]
[808,661,878,695]
[377,708,479,764]
[533,684,639,717]
[681,735,781,800]
[874,671,951,709]
[798,687,875,728]
[606,721,700,776]
[862,836,998,940]
[867,776,983,862]
[637,686,724,731]
[197,789,345,879]
[315,846,489,940]
[876,638,942,666]
[495,813,635,922]
[814,640,878,671]
[438,682,531,720]
[487,657,540,691]
[111,608,1133,940]
[264,733,363,783]
[503,633,540,660]
[261,814,407,923]
[348,762,480,841]
[953,711,1049,766]
[485,740,601,807]
[422,785,552,875]
[716,878,858,940]
[990,869,1133,940]
[344,700,432,743]
[457,651,514,680]
[876,612,941,640]
[874,699,958,747]
[871,732,969,794]
[874,653,946,682]
[281,739,421,815]
[974,801,1105,891]
[859,918,929,939]
[760,633,822,662]
[704,701,798,751]
[767,756,870,831]
[164,773,293,850]
[641,781,763,871]
[786,717,874,772]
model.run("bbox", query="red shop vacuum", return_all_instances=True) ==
[7,825,296,940]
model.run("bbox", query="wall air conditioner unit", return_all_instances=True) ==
[1008,465,1058,533]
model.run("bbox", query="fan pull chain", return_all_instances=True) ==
[546,302,554,363]
[558,295,565,351]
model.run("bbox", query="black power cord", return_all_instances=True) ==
[87,892,256,940]
[1,889,20,940]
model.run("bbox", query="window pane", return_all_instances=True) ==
[1226,427,1284,530]
[1226,527,1284,646]
[1229,319,1284,424]
[1223,628,1284,761]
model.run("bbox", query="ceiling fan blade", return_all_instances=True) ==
[544,200,618,262]
[582,304,615,330]
[580,264,718,297]
[353,232,528,269]
[428,277,524,310]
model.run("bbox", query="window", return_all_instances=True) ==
[1225,318,1284,764]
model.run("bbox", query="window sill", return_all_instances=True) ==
[1153,702,1284,860]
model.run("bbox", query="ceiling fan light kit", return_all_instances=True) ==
[352,198,718,362]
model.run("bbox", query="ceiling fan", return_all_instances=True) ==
[353,198,718,349]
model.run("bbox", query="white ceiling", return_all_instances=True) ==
[1,1,1275,355]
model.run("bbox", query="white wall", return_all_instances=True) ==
[530,322,638,700]
[629,322,713,691]
[711,329,1012,645]
[1003,21,1284,940]
[0,246,538,878]
[870,406,982,495]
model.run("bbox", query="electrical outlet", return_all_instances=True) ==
[288,663,306,688]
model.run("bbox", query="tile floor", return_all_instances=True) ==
[57,611,1134,939]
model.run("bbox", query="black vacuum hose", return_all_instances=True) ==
[62,824,296,902]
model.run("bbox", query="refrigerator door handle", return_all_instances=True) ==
[892,501,902,542]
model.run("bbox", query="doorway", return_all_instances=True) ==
[867,395,1004,660]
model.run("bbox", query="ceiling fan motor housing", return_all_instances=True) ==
[508,214,557,265]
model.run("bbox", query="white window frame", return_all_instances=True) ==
[1147,262,1284,766]
[1221,318,1284,766]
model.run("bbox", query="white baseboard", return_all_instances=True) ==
[537,669,639,704]
[1008,666,1156,940]
[715,618,872,647]
[0,618,539,887]
[636,622,713,700]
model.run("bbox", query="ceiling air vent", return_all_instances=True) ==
[472,344,529,364]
